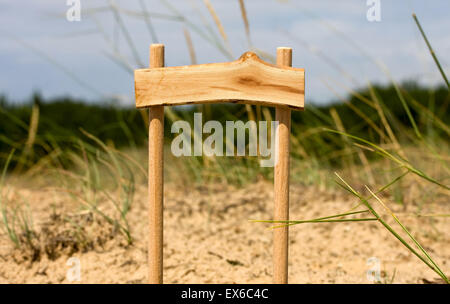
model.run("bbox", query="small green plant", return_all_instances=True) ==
[0,149,38,255]
[51,130,137,245]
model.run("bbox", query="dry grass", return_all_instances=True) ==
[0,1,448,284]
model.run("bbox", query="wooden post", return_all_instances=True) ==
[148,43,165,284]
[273,47,292,284]
[135,47,304,284]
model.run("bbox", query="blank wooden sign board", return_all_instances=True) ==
[134,44,305,284]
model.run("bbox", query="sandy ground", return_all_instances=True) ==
[0,180,449,284]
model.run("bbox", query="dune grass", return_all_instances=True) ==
[0,1,448,282]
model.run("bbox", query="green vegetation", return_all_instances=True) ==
[1,81,448,173]
[0,1,448,282]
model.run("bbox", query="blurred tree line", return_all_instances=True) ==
[0,81,448,169]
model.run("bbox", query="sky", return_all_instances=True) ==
[0,0,449,106]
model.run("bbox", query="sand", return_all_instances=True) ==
[0,180,448,284]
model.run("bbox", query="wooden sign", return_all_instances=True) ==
[134,44,305,284]
[135,51,304,110]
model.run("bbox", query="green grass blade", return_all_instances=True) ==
[412,13,450,90]
[335,173,449,283]
[366,186,449,283]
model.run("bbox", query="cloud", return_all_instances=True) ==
[0,0,449,104]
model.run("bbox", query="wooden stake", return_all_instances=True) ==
[135,46,304,284]
[148,43,165,284]
[273,47,292,284]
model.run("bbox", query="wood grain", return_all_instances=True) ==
[148,44,165,284]
[135,51,304,110]
[273,47,292,284]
